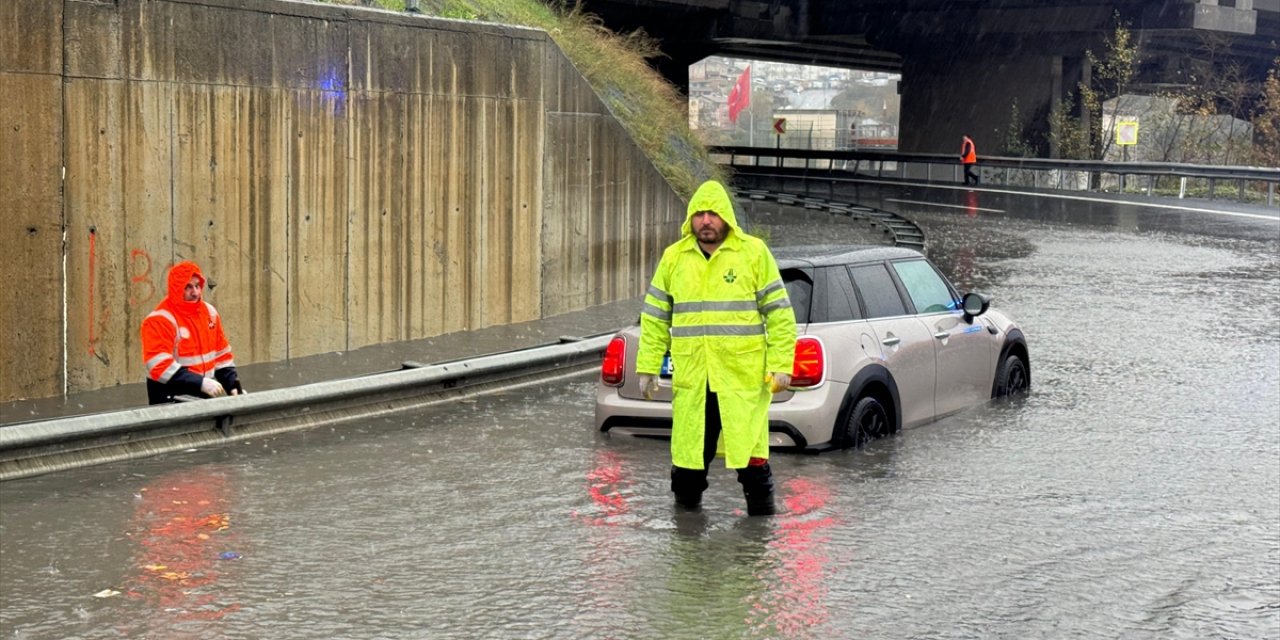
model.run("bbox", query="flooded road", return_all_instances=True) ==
[2,186,1278,639]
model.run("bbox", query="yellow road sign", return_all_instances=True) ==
[1115,120,1139,146]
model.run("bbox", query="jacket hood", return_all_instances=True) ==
[681,180,741,238]
[166,260,205,313]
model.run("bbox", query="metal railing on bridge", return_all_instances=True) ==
[710,145,1280,207]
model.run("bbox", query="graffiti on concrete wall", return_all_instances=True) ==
[86,229,161,369]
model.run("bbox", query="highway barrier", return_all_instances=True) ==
[0,335,612,481]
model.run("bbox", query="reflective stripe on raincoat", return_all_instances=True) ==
[637,180,797,469]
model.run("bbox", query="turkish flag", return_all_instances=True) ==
[727,65,751,124]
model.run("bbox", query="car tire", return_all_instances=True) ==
[994,354,1029,397]
[838,396,890,449]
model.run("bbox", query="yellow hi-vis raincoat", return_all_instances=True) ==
[637,180,797,470]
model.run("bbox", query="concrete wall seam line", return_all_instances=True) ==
[0,334,612,453]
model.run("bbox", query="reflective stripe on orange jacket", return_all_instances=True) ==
[141,261,236,384]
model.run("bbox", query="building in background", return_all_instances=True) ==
[689,56,900,149]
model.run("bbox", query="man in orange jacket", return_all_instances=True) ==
[961,135,979,186]
[141,261,244,404]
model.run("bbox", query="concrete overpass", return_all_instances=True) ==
[579,0,1279,154]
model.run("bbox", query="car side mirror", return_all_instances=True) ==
[961,292,990,322]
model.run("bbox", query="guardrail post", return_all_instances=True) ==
[1208,178,1216,200]
[1146,175,1154,196]
[216,414,233,437]
[1238,180,1245,202]
[1269,183,1275,207]
[1179,177,1187,199]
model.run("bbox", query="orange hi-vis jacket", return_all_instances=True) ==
[961,136,977,164]
[141,261,241,404]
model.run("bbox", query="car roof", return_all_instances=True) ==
[773,244,924,270]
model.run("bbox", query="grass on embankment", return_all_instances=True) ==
[315,0,727,199]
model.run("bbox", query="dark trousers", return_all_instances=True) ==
[963,163,979,185]
[670,386,775,507]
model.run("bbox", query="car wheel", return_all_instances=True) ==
[838,397,889,449]
[994,354,1029,397]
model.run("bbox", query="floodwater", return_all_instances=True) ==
[1,185,1277,639]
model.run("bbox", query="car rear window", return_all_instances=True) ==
[781,268,813,324]
[819,266,861,322]
[849,264,907,319]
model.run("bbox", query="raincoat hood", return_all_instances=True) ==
[681,180,741,238]
[165,260,205,315]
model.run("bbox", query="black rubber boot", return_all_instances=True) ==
[671,466,708,511]
[745,491,776,516]
[738,462,777,516]
[674,492,703,511]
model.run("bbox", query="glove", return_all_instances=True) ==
[638,374,660,400]
[765,372,792,394]
[200,377,227,398]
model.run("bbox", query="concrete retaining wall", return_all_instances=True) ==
[0,0,681,402]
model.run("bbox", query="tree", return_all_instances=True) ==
[1253,58,1280,167]
[1001,99,1036,157]
[1075,15,1140,160]
[1066,20,1269,167]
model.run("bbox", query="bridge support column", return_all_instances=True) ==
[897,52,1084,159]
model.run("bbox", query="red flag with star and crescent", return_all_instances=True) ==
[727,65,751,124]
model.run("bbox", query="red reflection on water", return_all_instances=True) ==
[123,468,242,626]
[965,189,979,218]
[576,450,633,525]
[747,477,838,637]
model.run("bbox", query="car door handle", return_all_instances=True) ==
[934,332,949,340]
[881,337,900,346]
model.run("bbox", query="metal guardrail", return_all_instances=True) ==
[0,334,613,481]
[711,145,1280,206]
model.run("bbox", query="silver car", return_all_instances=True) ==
[595,245,1030,451]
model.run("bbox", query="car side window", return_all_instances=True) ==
[849,264,907,319]
[781,268,813,324]
[892,259,958,314]
[821,266,861,322]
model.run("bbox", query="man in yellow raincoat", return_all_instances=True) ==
[636,180,797,516]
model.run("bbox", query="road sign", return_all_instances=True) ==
[1115,120,1139,146]
[773,117,787,135]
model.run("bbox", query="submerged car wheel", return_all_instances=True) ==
[994,354,1030,397]
[839,397,890,449]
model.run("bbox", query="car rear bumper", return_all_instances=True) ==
[595,381,850,451]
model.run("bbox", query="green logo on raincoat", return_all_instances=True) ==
[723,269,737,284]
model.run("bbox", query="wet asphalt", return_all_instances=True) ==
[1,183,1277,639]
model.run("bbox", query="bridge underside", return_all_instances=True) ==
[581,0,1278,155]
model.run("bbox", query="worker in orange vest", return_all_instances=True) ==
[141,261,245,404]
[961,135,979,185]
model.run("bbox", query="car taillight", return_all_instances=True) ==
[790,336,826,388]
[601,336,626,386]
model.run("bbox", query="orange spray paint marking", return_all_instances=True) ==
[129,248,156,307]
